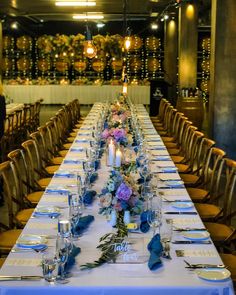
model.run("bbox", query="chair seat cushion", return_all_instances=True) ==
[186,188,209,202]
[171,155,185,163]
[204,222,234,242]
[162,136,175,143]
[63,143,72,149]
[37,177,52,189]
[195,203,221,220]
[45,165,59,174]
[180,174,199,185]
[59,150,68,157]
[168,148,181,155]
[220,254,236,281]
[70,132,77,137]
[16,208,34,225]
[0,258,6,268]
[67,137,75,143]
[51,157,63,165]
[26,191,44,204]
[165,142,178,148]
[0,229,22,250]
[176,163,190,173]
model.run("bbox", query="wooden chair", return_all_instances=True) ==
[204,158,236,251]
[21,140,52,190]
[180,139,217,187]
[150,98,168,124]
[161,111,185,144]
[8,149,44,206]
[0,258,6,268]
[30,131,60,175]
[220,252,236,283]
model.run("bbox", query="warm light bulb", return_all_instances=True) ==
[124,37,131,50]
[123,83,128,94]
[84,41,97,58]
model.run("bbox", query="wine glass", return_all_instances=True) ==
[147,210,161,236]
[56,234,71,283]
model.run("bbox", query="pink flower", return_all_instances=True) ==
[102,128,110,139]
[112,128,126,141]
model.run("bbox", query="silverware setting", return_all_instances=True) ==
[0,275,43,281]
[164,212,198,215]
[173,228,207,232]
[172,240,211,244]
[184,260,225,269]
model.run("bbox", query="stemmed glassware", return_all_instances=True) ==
[56,234,72,283]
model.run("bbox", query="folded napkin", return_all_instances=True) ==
[90,172,98,184]
[161,167,177,173]
[16,243,48,251]
[63,159,82,164]
[147,234,163,271]
[83,190,96,205]
[54,172,76,178]
[71,215,95,236]
[33,211,61,218]
[45,188,69,195]
[140,210,151,233]
[58,245,81,275]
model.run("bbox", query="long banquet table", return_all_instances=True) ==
[0,103,234,295]
[4,85,150,105]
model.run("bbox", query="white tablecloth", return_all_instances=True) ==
[0,103,234,295]
[4,85,150,105]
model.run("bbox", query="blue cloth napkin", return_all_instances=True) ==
[140,210,151,233]
[71,215,94,236]
[147,234,163,271]
[155,156,171,161]
[83,190,96,205]
[63,159,82,164]
[16,243,48,250]
[165,181,184,188]
[95,160,100,170]
[45,188,69,195]
[90,172,98,183]
[70,147,84,152]
[161,167,177,173]
[54,172,76,178]
[58,245,81,275]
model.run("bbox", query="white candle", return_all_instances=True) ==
[115,148,122,167]
[108,140,115,166]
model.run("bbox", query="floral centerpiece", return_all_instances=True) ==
[99,166,142,217]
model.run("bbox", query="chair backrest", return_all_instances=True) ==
[222,158,236,224]
[30,131,48,168]
[0,161,23,229]
[21,139,42,183]
[7,149,29,196]
[187,130,204,170]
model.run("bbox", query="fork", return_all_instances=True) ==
[183,260,225,269]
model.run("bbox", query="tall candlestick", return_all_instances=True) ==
[108,139,115,166]
[115,148,122,167]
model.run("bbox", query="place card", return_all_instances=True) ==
[5,258,41,267]
[27,223,57,230]
[176,250,217,257]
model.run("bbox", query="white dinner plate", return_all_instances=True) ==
[17,234,47,246]
[172,202,193,209]
[182,231,210,240]
[196,269,231,281]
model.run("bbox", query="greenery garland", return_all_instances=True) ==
[80,212,128,270]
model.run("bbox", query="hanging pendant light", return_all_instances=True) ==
[84,25,97,59]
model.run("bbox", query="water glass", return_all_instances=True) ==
[56,234,71,282]
[42,252,58,283]
[147,210,161,236]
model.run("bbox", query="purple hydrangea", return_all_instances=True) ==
[116,182,132,201]
[112,128,126,142]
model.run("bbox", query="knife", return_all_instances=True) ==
[173,228,207,232]
[0,275,43,281]
[172,240,211,244]
[164,212,198,215]
[185,264,225,269]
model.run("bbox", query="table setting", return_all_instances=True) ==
[0,99,234,295]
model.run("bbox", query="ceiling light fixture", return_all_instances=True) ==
[56,1,96,7]
[97,23,105,28]
[151,23,158,30]
[73,14,104,20]
[10,22,18,29]
[83,25,97,58]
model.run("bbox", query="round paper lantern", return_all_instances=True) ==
[147,57,160,72]
[17,57,31,71]
[92,59,106,72]
[74,60,87,72]
[3,36,13,50]
[16,36,32,51]
[55,59,69,72]
[37,59,51,72]
[129,57,142,72]
[2,57,12,71]
[111,59,123,71]
[145,36,160,51]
